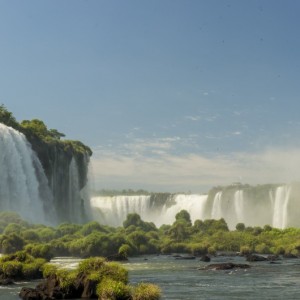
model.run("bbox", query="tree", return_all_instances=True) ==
[0,104,19,128]
[21,119,49,138]
[123,213,142,228]
[236,223,246,231]
[20,119,65,141]
[175,210,192,226]
[168,221,190,242]
[48,129,65,139]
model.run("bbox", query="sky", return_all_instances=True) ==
[1,0,300,193]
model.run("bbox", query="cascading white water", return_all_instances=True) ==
[211,191,223,219]
[161,194,208,226]
[91,194,209,227]
[69,157,81,222]
[272,186,291,229]
[0,123,53,223]
[91,195,152,226]
[234,190,244,223]
[90,186,297,229]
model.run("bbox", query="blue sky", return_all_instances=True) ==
[1,0,300,192]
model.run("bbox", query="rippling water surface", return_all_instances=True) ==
[127,255,300,300]
[1,255,300,299]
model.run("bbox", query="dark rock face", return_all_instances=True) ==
[19,273,98,300]
[106,253,128,261]
[24,133,92,224]
[267,255,281,261]
[0,278,14,285]
[199,263,250,270]
[19,287,51,300]
[199,255,211,262]
[283,253,298,259]
[246,254,267,262]
[174,255,196,260]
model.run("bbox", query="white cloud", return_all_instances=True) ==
[90,142,300,192]
[232,131,242,135]
[185,115,201,121]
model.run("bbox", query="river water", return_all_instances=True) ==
[1,255,300,299]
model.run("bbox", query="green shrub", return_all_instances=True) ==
[78,257,106,274]
[42,263,59,278]
[102,262,128,284]
[118,244,132,258]
[0,233,24,253]
[97,278,131,300]
[1,261,23,278]
[80,221,108,236]
[21,230,40,242]
[132,283,161,300]
[255,243,271,254]
[22,259,45,279]
[25,243,53,260]
[56,269,78,289]
[240,245,252,255]
[188,243,208,256]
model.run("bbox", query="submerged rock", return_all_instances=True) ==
[283,253,298,259]
[106,253,128,261]
[199,255,211,262]
[175,255,196,260]
[199,262,250,270]
[246,254,267,262]
[267,255,281,261]
[0,278,14,285]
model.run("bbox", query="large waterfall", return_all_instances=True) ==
[0,123,92,224]
[91,184,300,229]
[0,123,55,223]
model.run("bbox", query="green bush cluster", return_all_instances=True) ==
[0,251,46,280]
[42,257,160,300]
[2,209,300,262]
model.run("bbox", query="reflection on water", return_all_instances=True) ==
[1,255,300,299]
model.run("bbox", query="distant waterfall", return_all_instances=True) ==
[161,194,208,226]
[91,195,152,227]
[90,184,300,229]
[272,186,291,229]
[91,194,209,227]
[234,190,244,223]
[211,192,223,219]
[0,123,55,223]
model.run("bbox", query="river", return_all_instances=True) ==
[1,255,300,299]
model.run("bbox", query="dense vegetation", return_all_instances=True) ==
[0,104,92,155]
[1,210,300,261]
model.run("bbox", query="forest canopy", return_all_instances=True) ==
[0,104,92,155]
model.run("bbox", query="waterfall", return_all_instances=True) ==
[90,184,299,229]
[211,191,223,219]
[91,195,152,227]
[234,190,244,223]
[68,157,83,223]
[272,186,291,229]
[0,123,54,223]
[161,194,208,226]
[91,194,208,227]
